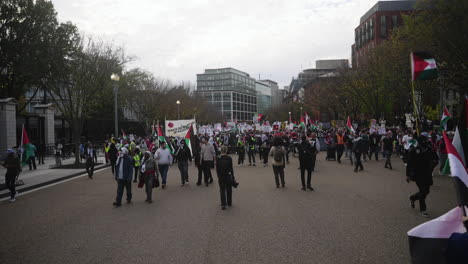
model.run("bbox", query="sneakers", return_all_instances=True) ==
[419,211,429,217]
[113,202,121,207]
[301,187,306,191]
[307,186,314,191]
[9,198,16,203]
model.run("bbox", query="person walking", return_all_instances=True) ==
[140,151,158,203]
[335,130,345,163]
[37,143,45,165]
[132,147,142,183]
[194,140,204,186]
[407,136,437,217]
[309,133,320,172]
[236,137,245,166]
[85,143,96,179]
[269,137,286,188]
[262,137,271,167]
[175,140,192,186]
[24,142,37,170]
[1,149,21,202]
[382,131,394,169]
[298,135,318,191]
[155,142,173,189]
[216,146,238,210]
[104,141,110,164]
[108,142,118,175]
[113,148,133,207]
[246,135,256,166]
[200,138,216,186]
[353,134,364,172]
[54,142,63,166]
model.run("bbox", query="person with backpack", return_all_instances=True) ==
[298,135,318,191]
[1,149,21,202]
[216,146,238,210]
[269,137,286,188]
[353,134,364,172]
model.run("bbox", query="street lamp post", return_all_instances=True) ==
[176,100,181,120]
[111,73,120,138]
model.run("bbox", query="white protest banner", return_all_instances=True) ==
[165,119,197,137]
[214,123,222,131]
[378,127,386,135]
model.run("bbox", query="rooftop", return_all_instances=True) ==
[199,67,251,77]
[360,0,416,24]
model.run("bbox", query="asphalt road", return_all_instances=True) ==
[0,153,456,264]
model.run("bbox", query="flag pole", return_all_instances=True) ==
[411,80,420,136]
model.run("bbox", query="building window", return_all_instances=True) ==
[370,18,374,39]
[380,15,387,37]
[392,15,398,30]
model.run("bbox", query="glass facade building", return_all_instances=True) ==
[196,68,257,121]
[255,81,272,115]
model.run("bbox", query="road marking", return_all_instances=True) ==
[0,168,110,202]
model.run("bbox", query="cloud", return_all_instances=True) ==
[52,0,378,87]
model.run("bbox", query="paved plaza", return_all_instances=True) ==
[1,155,455,264]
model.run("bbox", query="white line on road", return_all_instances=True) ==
[0,167,110,202]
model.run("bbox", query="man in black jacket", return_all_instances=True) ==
[175,140,192,186]
[216,146,237,210]
[298,135,317,191]
[353,135,364,172]
[407,136,437,217]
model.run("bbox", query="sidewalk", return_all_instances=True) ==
[0,155,109,200]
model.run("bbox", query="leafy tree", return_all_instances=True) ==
[0,0,78,100]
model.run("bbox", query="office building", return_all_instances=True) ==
[255,80,272,115]
[196,68,257,121]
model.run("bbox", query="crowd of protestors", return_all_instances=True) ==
[0,122,453,217]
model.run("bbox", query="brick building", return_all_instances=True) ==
[352,0,416,67]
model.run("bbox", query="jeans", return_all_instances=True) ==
[263,149,269,165]
[55,154,62,166]
[354,153,363,171]
[86,159,95,177]
[28,157,36,170]
[273,165,285,187]
[197,165,203,184]
[238,152,245,165]
[116,179,132,204]
[370,146,379,160]
[144,173,154,201]
[410,183,430,211]
[158,164,170,185]
[202,161,213,184]
[300,165,312,187]
[336,144,344,162]
[5,173,16,199]
[219,183,232,207]
[248,150,256,165]
[134,166,139,181]
[384,150,392,168]
[285,147,290,163]
[178,161,189,184]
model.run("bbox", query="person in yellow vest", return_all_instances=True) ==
[104,141,110,164]
[133,146,142,183]
[129,140,137,153]
[335,130,345,163]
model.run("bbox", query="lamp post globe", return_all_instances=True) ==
[176,100,181,119]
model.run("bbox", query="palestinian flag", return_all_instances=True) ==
[184,123,194,156]
[257,114,267,123]
[300,115,306,129]
[411,52,438,81]
[157,124,174,154]
[444,97,468,206]
[440,106,451,131]
[20,126,34,167]
[151,123,156,137]
[121,129,127,139]
[346,116,355,133]
[408,207,467,264]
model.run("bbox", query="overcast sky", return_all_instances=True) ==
[52,0,379,88]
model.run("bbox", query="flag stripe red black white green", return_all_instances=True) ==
[411,52,438,81]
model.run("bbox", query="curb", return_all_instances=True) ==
[0,164,110,200]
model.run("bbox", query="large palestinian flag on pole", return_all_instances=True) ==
[411,52,438,81]
[157,124,174,154]
[20,125,33,167]
[440,106,451,131]
[407,207,467,264]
